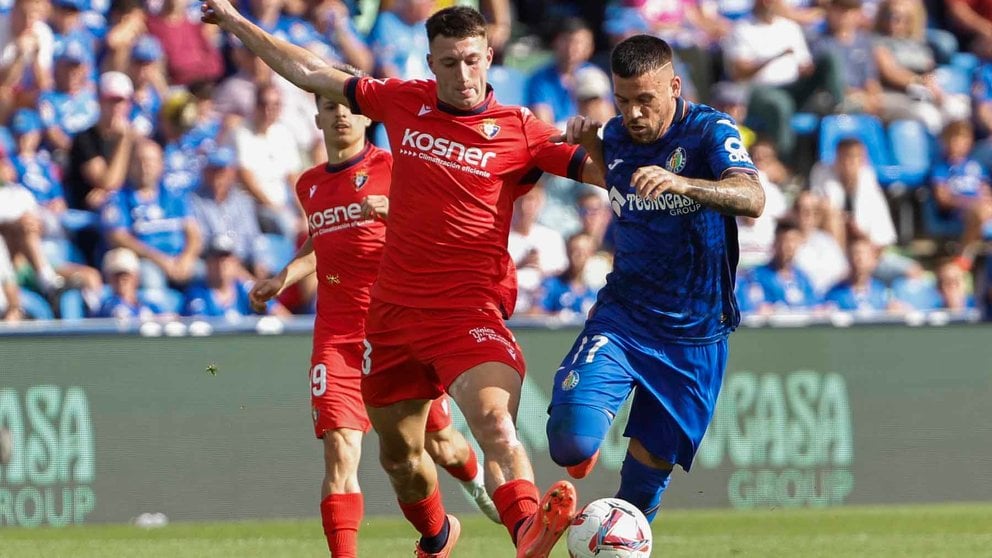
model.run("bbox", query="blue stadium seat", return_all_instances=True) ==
[790,112,819,136]
[920,187,964,239]
[140,288,185,315]
[374,124,390,152]
[950,52,979,75]
[19,289,54,320]
[59,289,86,320]
[260,233,295,272]
[487,65,527,107]
[892,276,942,311]
[888,120,930,186]
[818,114,905,186]
[60,209,101,233]
[934,65,970,95]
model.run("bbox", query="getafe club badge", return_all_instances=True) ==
[561,370,580,391]
[480,118,501,139]
[666,147,687,173]
[353,169,369,190]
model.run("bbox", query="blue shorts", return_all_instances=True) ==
[549,323,728,471]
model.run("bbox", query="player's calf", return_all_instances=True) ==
[319,429,364,558]
[615,442,673,522]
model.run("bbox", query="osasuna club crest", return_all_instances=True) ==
[666,147,687,173]
[353,169,369,190]
[480,118,501,139]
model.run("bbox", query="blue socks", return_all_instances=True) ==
[615,453,672,522]
[419,516,449,553]
[546,404,612,466]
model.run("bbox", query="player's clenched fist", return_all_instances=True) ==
[551,115,603,149]
[200,0,237,27]
[631,165,686,201]
[361,194,389,220]
[249,277,284,312]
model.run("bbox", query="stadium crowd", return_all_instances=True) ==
[0,0,989,323]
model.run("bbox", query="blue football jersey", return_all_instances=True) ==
[597,97,757,343]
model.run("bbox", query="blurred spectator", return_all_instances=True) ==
[102,0,146,73]
[625,0,729,47]
[538,66,613,238]
[101,137,202,289]
[96,246,163,319]
[823,234,897,311]
[810,137,897,248]
[793,190,849,295]
[50,0,98,53]
[127,35,168,138]
[575,191,613,289]
[747,218,820,312]
[778,0,827,28]
[0,0,55,95]
[724,0,843,161]
[183,234,284,318]
[309,0,374,74]
[947,0,992,50]
[0,236,22,321]
[11,109,66,218]
[212,37,270,122]
[509,184,568,313]
[816,0,884,115]
[146,0,223,85]
[234,83,303,237]
[737,171,787,268]
[934,258,976,310]
[931,121,992,247]
[526,17,596,124]
[539,232,599,317]
[0,178,66,297]
[367,0,433,79]
[38,39,98,152]
[66,71,135,211]
[749,138,795,190]
[183,80,225,152]
[158,90,202,195]
[190,147,269,278]
[873,0,969,133]
[710,81,755,148]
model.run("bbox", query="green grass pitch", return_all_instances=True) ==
[1,503,990,557]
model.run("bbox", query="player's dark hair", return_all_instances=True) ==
[610,34,674,79]
[426,6,487,43]
[775,217,800,237]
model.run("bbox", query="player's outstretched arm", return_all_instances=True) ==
[249,238,316,311]
[632,167,765,218]
[201,0,350,104]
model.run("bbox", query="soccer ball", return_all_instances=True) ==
[566,498,652,558]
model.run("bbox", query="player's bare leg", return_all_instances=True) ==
[426,425,500,523]
[449,362,577,558]
[319,428,363,557]
[366,399,460,557]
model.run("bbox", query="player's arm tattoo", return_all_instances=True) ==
[678,171,765,218]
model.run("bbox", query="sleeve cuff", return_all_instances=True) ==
[344,77,363,115]
[567,146,588,182]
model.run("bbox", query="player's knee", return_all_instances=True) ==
[425,433,459,468]
[322,430,362,471]
[546,404,611,467]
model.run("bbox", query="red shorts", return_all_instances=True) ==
[310,339,453,437]
[361,301,527,407]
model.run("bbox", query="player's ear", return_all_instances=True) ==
[485,46,493,68]
[427,53,434,75]
[671,75,682,99]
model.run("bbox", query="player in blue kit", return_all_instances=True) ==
[549,34,766,522]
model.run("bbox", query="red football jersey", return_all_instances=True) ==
[296,143,391,342]
[345,77,587,315]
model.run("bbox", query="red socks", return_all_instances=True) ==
[320,493,363,557]
[492,479,539,542]
[397,484,447,538]
[441,446,479,482]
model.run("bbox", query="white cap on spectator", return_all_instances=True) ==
[99,71,134,100]
[574,67,612,102]
[103,248,140,276]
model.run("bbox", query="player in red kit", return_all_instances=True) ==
[202,4,605,556]
[249,84,499,558]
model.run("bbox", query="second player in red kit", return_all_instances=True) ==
[250,84,498,558]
